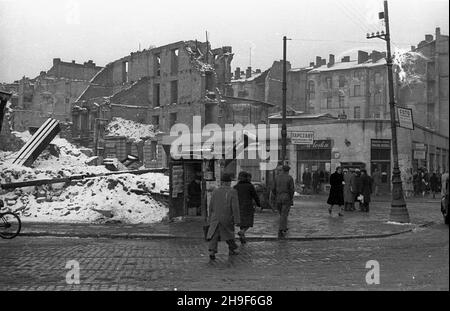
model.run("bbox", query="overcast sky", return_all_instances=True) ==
[0,0,448,82]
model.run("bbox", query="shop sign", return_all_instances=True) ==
[289,131,314,145]
[371,139,391,149]
[298,140,332,149]
[397,107,414,130]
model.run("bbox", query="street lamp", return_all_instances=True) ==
[367,0,410,223]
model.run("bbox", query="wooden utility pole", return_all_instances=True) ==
[367,0,410,223]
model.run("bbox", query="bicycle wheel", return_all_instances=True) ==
[0,212,21,239]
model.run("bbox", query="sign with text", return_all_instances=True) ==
[397,107,414,130]
[289,131,314,145]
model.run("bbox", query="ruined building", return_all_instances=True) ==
[71,40,270,168]
[12,59,102,132]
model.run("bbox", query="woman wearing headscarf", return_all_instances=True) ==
[234,171,261,244]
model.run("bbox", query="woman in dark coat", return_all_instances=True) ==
[327,167,345,216]
[234,171,261,244]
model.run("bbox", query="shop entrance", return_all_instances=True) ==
[371,139,391,194]
[169,160,204,218]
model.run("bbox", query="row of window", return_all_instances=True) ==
[310,84,363,99]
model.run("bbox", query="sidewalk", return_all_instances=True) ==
[17,196,443,241]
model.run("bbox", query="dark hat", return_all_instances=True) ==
[238,171,248,181]
[282,165,290,172]
[221,173,232,182]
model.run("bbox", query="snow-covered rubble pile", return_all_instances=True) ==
[1,174,168,224]
[105,117,154,142]
[0,131,169,224]
[0,133,109,184]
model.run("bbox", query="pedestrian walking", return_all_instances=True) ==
[272,165,295,238]
[430,172,440,199]
[356,169,372,212]
[206,173,240,260]
[234,171,261,244]
[343,169,355,211]
[372,168,382,196]
[327,167,344,216]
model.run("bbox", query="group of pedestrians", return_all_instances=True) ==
[413,168,447,198]
[206,165,295,260]
[327,167,373,216]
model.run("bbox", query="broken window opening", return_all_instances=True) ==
[153,83,160,107]
[170,80,178,104]
[154,54,161,77]
[171,49,179,74]
[122,61,129,83]
[169,112,177,128]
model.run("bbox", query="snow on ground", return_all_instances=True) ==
[0,131,169,224]
[105,117,154,142]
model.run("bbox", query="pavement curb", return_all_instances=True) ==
[17,221,435,241]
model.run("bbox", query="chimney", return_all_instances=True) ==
[411,45,416,51]
[234,67,241,80]
[72,60,76,64]
[310,62,315,67]
[327,54,335,67]
[321,59,326,66]
[357,50,369,64]
[255,69,261,74]
[341,56,350,62]
[436,27,441,37]
[425,34,433,42]
[245,66,252,79]
[53,58,61,66]
[315,56,322,68]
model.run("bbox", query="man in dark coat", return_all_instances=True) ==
[430,172,440,199]
[272,165,295,238]
[327,167,344,216]
[234,171,261,244]
[206,173,240,260]
[356,169,373,212]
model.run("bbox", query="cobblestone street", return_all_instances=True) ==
[0,222,448,291]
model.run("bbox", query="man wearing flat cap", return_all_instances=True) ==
[272,165,295,238]
[206,173,240,260]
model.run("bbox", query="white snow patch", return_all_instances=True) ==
[105,117,154,142]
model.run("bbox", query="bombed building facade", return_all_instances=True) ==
[10,59,102,132]
[71,40,270,170]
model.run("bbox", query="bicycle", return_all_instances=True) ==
[0,200,22,239]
